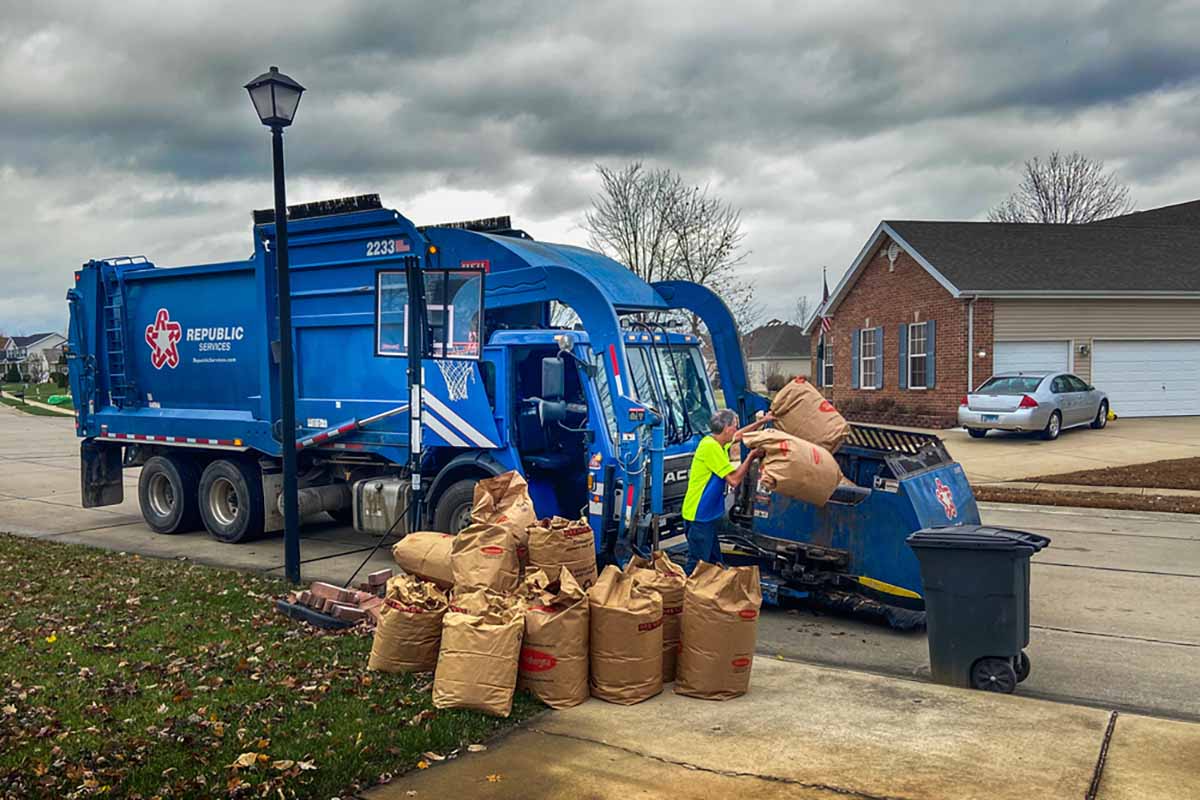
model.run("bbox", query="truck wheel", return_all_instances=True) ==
[137,455,202,534]
[198,459,265,543]
[433,479,478,534]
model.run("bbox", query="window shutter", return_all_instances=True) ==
[851,329,860,389]
[898,324,908,390]
[927,319,936,387]
[875,327,885,389]
[817,340,825,387]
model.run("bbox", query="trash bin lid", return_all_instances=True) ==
[906,525,1050,552]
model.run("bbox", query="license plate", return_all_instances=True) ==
[982,414,999,422]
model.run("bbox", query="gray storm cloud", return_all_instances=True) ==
[2,0,1199,332]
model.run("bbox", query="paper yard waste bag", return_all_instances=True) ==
[450,522,521,593]
[676,562,763,700]
[588,564,663,704]
[770,376,851,453]
[391,532,455,589]
[624,551,687,682]
[528,516,599,590]
[518,566,590,709]
[367,575,448,673]
[471,471,538,563]
[433,589,525,717]
[743,429,841,507]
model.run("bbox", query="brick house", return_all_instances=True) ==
[805,201,1200,426]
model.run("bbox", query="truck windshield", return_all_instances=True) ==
[625,344,715,443]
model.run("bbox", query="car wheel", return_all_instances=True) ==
[1090,401,1109,430]
[198,459,265,543]
[432,478,478,534]
[967,428,987,439]
[137,454,202,534]
[1041,411,1062,441]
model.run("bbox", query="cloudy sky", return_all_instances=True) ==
[3,0,1200,335]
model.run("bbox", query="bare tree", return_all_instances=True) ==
[584,163,682,284]
[582,162,760,334]
[791,296,811,327]
[989,151,1134,223]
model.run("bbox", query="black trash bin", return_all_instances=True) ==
[907,525,1050,693]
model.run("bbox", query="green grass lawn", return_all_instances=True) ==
[0,394,69,417]
[1,382,73,410]
[0,535,541,798]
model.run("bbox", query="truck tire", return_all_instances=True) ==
[198,459,265,543]
[137,454,202,534]
[432,478,478,534]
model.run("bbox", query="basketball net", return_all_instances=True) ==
[435,359,476,401]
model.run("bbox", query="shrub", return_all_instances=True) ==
[53,371,69,388]
[765,373,788,392]
[3,364,20,384]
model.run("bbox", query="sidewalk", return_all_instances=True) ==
[0,389,74,416]
[369,657,1200,800]
[980,480,1200,498]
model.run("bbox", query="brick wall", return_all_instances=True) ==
[810,238,992,427]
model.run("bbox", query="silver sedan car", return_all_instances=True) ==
[958,372,1109,440]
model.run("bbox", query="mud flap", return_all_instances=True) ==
[81,440,123,508]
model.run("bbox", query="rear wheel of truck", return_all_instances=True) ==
[198,459,265,543]
[433,479,478,534]
[138,455,202,534]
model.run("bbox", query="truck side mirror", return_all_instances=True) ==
[542,356,565,401]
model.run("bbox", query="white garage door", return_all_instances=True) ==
[993,341,1071,377]
[1092,340,1200,418]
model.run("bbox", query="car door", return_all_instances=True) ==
[1048,375,1073,424]
[1067,375,1098,423]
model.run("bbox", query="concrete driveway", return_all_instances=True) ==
[938,417,1200,483]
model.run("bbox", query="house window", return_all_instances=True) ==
[908,322,928,389]
[860,328,877,389]
[822,344,834,387]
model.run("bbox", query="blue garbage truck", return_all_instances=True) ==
[66,194,979,612]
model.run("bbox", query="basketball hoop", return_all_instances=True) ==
[435,359,476,401]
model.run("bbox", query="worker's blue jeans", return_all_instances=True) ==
[684,517,723,576]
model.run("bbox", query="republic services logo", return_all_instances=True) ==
[145,308,182,369]
[934,478,957,520]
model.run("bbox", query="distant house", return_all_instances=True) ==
[805,200,1200,424]
[0,332,67,381]
[743,319,811,390]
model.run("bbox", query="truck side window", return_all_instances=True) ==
[591,353,619,446]
[376,268,484,358]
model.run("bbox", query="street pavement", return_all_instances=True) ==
[2,404,1199,725]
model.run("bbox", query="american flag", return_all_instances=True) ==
[819,268,832,332]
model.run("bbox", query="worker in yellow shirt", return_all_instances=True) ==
[681,409,771,575]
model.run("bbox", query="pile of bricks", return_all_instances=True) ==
[286,569,393,624]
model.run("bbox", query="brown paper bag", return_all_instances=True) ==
[433,589,525,717]
[624,552,687,682]
[588,564,663,705]
[770,376,851,453]
[743,429,841,507]
[518,566,590,709]
[367,575,448,673]
[471,471,538,562]
[450,522,521,593]
[528,516,599,590]
[676,562,762,700]
[391,532,455,589]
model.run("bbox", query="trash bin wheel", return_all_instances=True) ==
[1014,651,1031,683]
[970,657,1017,693]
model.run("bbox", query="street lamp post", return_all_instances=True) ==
[245,66,305,584]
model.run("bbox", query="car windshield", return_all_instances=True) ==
[977,376,1044,394]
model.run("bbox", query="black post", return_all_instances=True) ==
[272,125,301,584]
[405,254,426,532]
